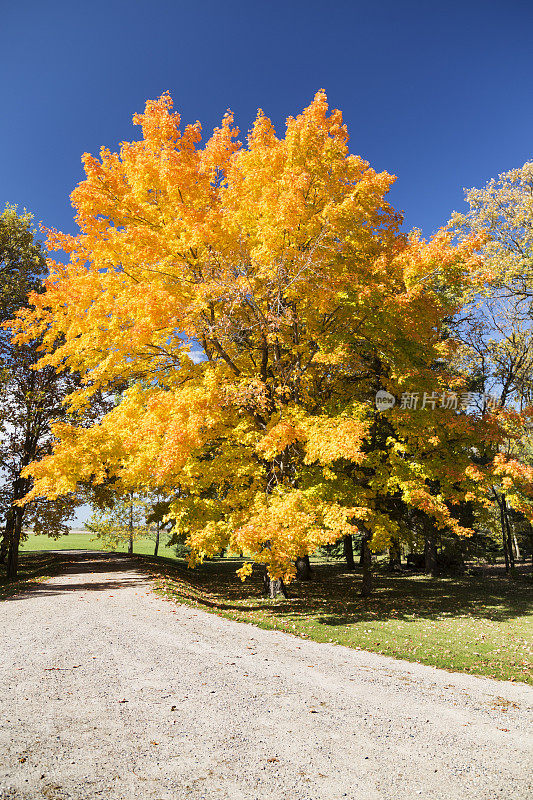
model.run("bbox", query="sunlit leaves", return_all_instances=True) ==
[12,92,526,581]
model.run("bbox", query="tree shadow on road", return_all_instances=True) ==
[3,551,532,626]
[0,550,148,601]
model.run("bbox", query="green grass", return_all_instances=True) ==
[20,531,179,559]
[138,556,533,684]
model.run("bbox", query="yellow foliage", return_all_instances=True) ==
[11,90,518,583]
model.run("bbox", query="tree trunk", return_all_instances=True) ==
[359,536,366,566]
[153,521,160,557]
[4,473,29,580]
[0,528,8,564]
[343,535,355,570]
[295,555,312,580]
[4,510,15,575]
[500,498,510,572]
[360,527,373,597]
[494,489,514,573]
[512,532,521,562]
[502,497,521,561]
[263,568,288,598]
[388,536,401,570]
[502,497,515,571]
[6,506,24,580]
[128,496,134,556]
[424,528,438,576]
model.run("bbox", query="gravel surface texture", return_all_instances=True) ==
[0,551,531,800]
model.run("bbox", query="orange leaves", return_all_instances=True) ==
[255,411,369,470]
[11,89,413,403]
[492,452,533,522]
[233,490,323,580]
[222,378,270,415]
[493,453,533,496]
[19,420,126,502]
[107,377,226,485]
[200,111,240,181]
[233,489,363,580]
[464,465,486,483]
[132,91,185,148]
[256,417,306,460]
[247,108,279,149]
[12,89,507,583]
[303,415,368,466]
[236,561,254,582]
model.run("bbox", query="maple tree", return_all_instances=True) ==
[12,92,524,593]
[452,160,533,315]
[450,162,533,570]
[0,207,84,579]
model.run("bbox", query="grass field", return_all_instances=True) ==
[8,534,533,683]
[19,530,179,559]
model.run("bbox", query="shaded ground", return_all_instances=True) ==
[142,555,533,683]
[0,551,531,800]
[0,552,65,599]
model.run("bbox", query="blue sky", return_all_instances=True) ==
[2,0,532,525]
[2,0,532,241]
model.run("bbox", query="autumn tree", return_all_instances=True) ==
[450,161,533,569]
[0,207,84,578]
[13,93,521,594]
[452,161,533,314]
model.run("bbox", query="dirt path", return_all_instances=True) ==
[0,552,531,800]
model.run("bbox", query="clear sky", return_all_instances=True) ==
[2,0,532,525]
[2,0,532,240]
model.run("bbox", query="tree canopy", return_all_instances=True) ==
[11,93,533,588]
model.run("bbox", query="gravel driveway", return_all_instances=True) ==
[0,551,531,800]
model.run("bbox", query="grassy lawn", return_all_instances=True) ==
[137,556,533,685]
[20,530,179,559]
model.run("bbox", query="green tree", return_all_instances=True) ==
[85,491,154,554]
[0,205,44,325]
[0,206,78,578]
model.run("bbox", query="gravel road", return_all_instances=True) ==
[0,552,531,800]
